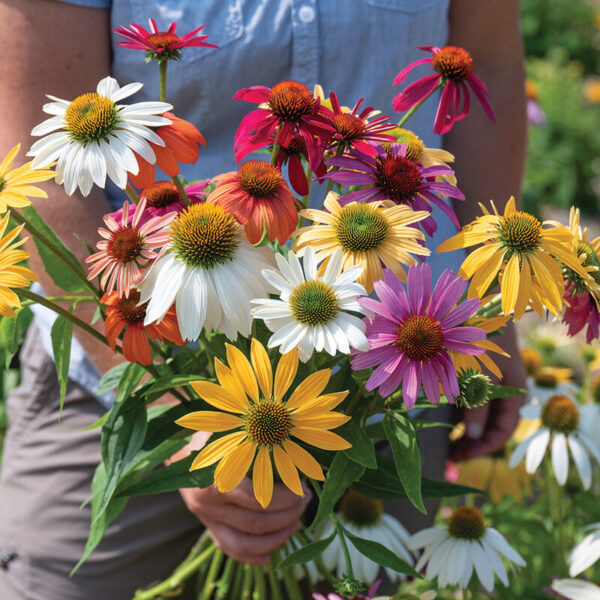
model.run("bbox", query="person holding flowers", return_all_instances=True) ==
[0,0,528,598]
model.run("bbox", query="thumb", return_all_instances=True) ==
[462,403,491,440]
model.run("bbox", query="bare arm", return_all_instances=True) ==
[445,0,528,459]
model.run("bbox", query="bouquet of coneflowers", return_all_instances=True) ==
[3,16,600,600]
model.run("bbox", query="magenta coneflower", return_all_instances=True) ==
[114,19,218,61]
[351,264,486,408]
[274,135,325,196]
[327,91,396,155]
[233,80,334,167]
[86,197,175,298]
[322,142,463,236]
[393,45,494,135]
[563,285,600,343]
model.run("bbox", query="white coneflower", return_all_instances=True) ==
[551,579,600,599]
[569,523,600,577]
[407,506,525,592]
[28,76,172,196]
[317,491,414,584]
[139,203,274,341]
[509,394,600,489]
[251,247,368,362]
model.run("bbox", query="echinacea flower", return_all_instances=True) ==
[274,135,325,196]
[407,506,525,592]
[550,579,600,600]
[114,18,218,62]
[233,80,334,167]
[0,213,37,317]
[294,191,430,293]
[86,197,174,298]
[176,340,351,507]
[208,161,299,244]
[251,247,368,362]
[437,197,588,320]
[351,264,486,408]
[314,581,381,600]
[509,394,600,489]
[138,180,208,222]
[139,202,275,341]
[28,76,172,196]
[569,523,600,577]
[322,142,464,237]
[128,112,206,189]
[392,45,494,135]
[318,491,414,584]
[101,289,183,365]
[0,144,55,213]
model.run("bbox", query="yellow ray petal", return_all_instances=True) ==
[214,439,257,493]
[513,257,532,321]
[293,412,350,430]
[190,380,249,413]
[190,431,247,470]
[226,344,259,403]
[437,230,496,252]
[460,243,504,278]
[273,348,299,402]
[292,391,349,417]
[0,144,20,174]
[286,369,331,411]
[528,253,562,314]
[253,445,274,508]
[282,440,325,480]
[468,250,505,299]
[176,411,243,432]
[291,427,351,451]
[214,358,247,400]
[272,445,303,497]
[503,196,517,217]
[479,353,503,379]
[251,338,273,400]
[500,253,520,316]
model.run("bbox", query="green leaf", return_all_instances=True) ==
[0,307,32,367]
[341,399,377,469]
[489,384,527,398]
[276,534,335,570]
[144,374,204,398]
[344,529,421,578]
[50,314,73,416]
[79,411,108,432]
[96,362,128,396]
[383,412,425,513]
[22,205,88,293]
[308,453,365,532]
[117,454,215,497]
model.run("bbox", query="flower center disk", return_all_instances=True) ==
[339,490,383,527]
[289,280,339,325]
[394,128,424,162]
[147,32,180,49]
[432,46,474,80]
[395,315,443,361]
[65,93,118,144]
[497,211,542,255]
[376,156,423,205]
[169,203,239,269]
[332,113,366,141]
[335,204,389,252]
[268,80,315,122]
[237,161,283,199]
[541,394,580,434]
[108,226,144,263]
[244,400,292,446]
[447,506,487,540]
[117,289,148,324]
[143,181,180,208]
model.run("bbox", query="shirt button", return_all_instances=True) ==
[298,5,316,24]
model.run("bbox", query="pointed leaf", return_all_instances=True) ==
[50,314,73,416]
[277,533,335,570]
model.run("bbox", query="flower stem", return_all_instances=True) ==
[199,548,225,600]
[171,175,190,207]
[543,457,568,575]
[20,295,96,306]
[270,142,281,166]
[159,59,168,103]
[267,551,284,600]
[11,209,100,298]
[214,556,235,600]
[300,159,312,210]
[252,565,267,600]
[396,81,443,129]
[125,184,140,206]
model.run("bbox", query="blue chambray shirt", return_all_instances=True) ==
[47,0,460,405]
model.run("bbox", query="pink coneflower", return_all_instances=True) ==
[327,92,396,155]
[322,142,463,236]
[208,161,299,244]
[233,80,334,168]
[139,180,208,222]
[86,197,175,298]
[114,19,218,61]
[563,285,600,343]
[351,264,486,409]
[393,45,494,135]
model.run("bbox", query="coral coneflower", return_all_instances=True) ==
[114,18,218,62]
[86,197,174,298]
[233,80,334,167]
[102,288,183,365]
[208,161,299,244]
[176,340,350,508]
[322,142,463,236]
[129,112,206,189]
[393,45,494,135]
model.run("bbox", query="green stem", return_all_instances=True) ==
[267,551,284,600]
[199,548,225,600]
[214,557,235,600]
[270,142,281,166]
[330,513,354,579]
[396,81,443,128]
[230,561,244,600]
[125,184,140,206]
[543,457,568,575]
[240,563,253,600]
[11,209,99,298]
[20,295,96,306]
[296,529,336,585]
[171,175,190,207]
[280,565,303,600]
[252,565,266,600]
[159,59,168,103]
[300,159,313,210]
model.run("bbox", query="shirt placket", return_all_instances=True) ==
[290,0,319,87]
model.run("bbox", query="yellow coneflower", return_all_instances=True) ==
[0,213,37,317]
[520,347,543,376]
[176,340,351,508]
[293,191,429,292]
[0,144,54,213]
[437,196,588,320]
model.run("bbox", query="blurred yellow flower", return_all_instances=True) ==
[521,347,543,376]
[585,79,600,103]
